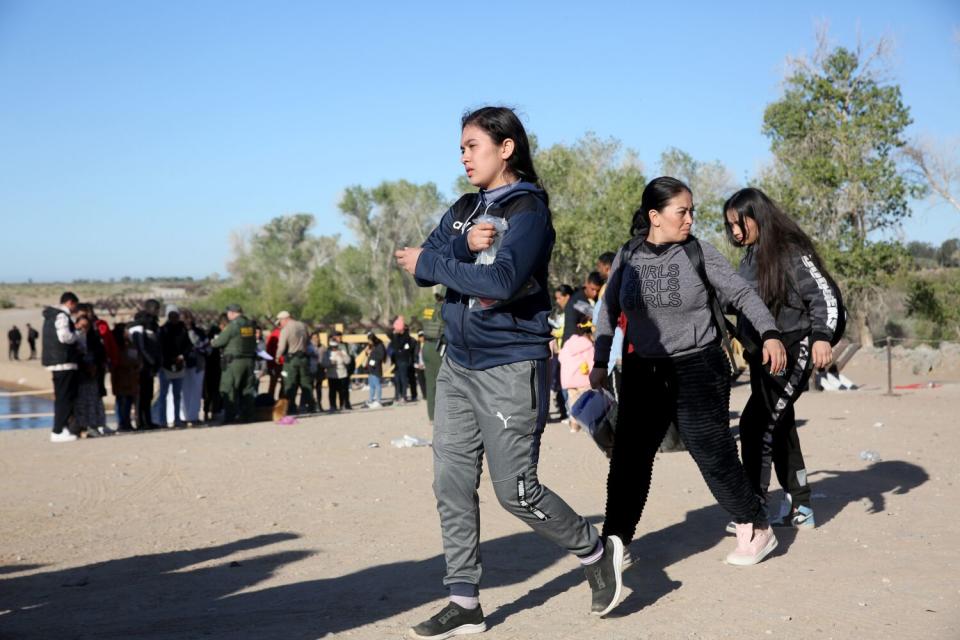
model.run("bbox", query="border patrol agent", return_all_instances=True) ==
[210,304,257,423]
[276,310,315,414]
[419,291,445,423]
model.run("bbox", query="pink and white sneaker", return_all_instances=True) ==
[725,523,778,566]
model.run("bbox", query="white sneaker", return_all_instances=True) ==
[836,373,856,390]
[367,401,382,409]
[819,373,842,391]
[828,372,846,388]
[50,431,78,443]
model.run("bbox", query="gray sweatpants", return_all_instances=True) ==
[433,357,599,593]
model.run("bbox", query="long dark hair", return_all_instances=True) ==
[630,176,691,237]
[461,106,548,205]
[723,187,834,315]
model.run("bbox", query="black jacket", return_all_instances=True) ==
[366,343,386,377]
[158,322,192,371]
[562,289,591,344]
[390,331,417,364]
[736,247,840,347]
[130,311,161,372]
[41,306,79,367]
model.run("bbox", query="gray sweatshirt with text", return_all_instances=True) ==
[594,238,780,365]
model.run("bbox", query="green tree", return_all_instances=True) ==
[537,134,646,286]
[761,37,922,345]
[338,180,446,321]
[938,238,960,268]
[301,266,362,324]
[200,285,260,318]
[905,279,945,325]
[906,241,938,269]
[224,214,339,318]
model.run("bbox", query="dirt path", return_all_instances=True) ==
[0,359,957,639]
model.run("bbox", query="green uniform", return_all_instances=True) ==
[420,300,445,423]
[283,353,315,414]
[211,315,257,423]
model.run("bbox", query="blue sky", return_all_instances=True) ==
[1,1,958,282]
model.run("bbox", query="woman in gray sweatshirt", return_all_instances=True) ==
[590,177,788,612]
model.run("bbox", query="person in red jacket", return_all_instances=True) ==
[95,316,120,369]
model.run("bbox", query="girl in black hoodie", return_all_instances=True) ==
[724,187,841,531]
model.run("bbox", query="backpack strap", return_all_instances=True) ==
[681,237,739,377]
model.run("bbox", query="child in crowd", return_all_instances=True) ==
[558,304,595,433]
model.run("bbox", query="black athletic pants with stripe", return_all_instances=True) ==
[739,336,813,509]
[602,346,765,544]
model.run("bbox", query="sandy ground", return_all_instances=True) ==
[0,345,958,640]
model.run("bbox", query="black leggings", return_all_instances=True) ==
[602,346,764,544]
[328,377,351,410]
[739,336,813,508]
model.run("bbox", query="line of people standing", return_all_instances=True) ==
[7,324,39,360]
[42,293,117,442]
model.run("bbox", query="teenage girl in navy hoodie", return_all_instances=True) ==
[396,107,622,639]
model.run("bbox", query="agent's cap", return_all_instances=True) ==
[225,304,243,313]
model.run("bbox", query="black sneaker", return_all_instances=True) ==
[585,535,624,616]
[408,602,486,639]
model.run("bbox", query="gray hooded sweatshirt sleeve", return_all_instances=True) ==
[594,238,779,366]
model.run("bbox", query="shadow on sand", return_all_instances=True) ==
[0,461,927,638]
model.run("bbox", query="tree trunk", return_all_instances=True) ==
[856,310,874,347]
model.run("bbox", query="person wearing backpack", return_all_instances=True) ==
[591,177,787,589]
[395,106,619,637]
[723,187,844,530]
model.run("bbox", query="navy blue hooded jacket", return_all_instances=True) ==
[414,182,554,370]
